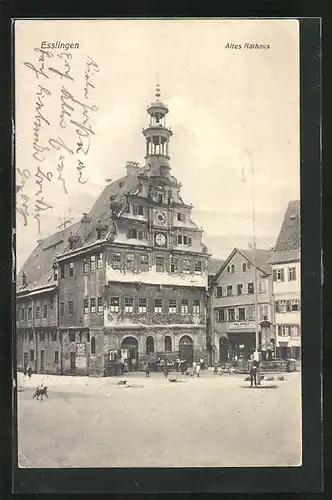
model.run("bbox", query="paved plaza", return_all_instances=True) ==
[17,369,302,468]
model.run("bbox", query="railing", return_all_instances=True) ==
[236,359,297,373]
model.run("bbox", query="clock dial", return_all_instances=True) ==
[154,210,167,227]
[155,233,166,246]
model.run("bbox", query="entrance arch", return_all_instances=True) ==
[179,335,194,366]
[121,336,139,371]
[219,336,228,363]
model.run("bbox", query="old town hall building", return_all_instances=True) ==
[16,87,210,375]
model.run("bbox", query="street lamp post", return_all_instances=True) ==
[246,150,260,352]
[245,150,261,384]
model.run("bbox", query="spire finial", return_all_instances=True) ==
[155,82,161,100]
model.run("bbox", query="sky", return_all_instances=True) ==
[15,19,300,269]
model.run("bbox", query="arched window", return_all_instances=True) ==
[231,264,235,273]
[242,262,247,272]
[227,265,230,273]
[146,336,154,354]
[91,337,96,354]
[165,336,172,352]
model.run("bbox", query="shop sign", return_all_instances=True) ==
[76,343,86,355]
[229,321,256,330]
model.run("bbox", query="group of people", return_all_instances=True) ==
[23,365,33,378]
[141,359,204,378]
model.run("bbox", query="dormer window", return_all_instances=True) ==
[22,272,27,287]
[231,264,235,273]
[227,265,231,273]
[242,262,247,272]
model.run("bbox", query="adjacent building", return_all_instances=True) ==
[210,248,273,363]
[270,200,301,360]
[16,86,210,375]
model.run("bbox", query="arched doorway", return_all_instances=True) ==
[179,335,194,366]
[121,336,139,371]
[165,335,172,352]
[146,336,154,355]
[219,336,228,362]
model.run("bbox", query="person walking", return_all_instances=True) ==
[132,357,137,372]
[27,365,32,379]
[195,362,201,378]
[145,363,150,378]
[213,362,219,375]
[192,360,197,375]
[164,364,169,378]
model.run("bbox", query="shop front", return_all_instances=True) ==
[227,321,257,361]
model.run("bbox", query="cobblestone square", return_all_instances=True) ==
[17,370,302,468]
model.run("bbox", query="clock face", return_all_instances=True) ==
[154,210,167,227]
[155,233,166,246]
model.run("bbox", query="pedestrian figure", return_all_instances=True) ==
[27,365,32,379]
[195,362,201,377]
[164,365,169,378]
[249,357,259,387]
[213,363,218,375]
[132,358,137,372]
[253,349,261,385]
[23,367,27,377]
[145,363,150,378]
[192,361,197,373]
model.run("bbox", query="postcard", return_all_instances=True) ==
[14,19,303,472]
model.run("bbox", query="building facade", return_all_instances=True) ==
[270,200,301,360]
[16,86,210,375]
[210,248,274,363]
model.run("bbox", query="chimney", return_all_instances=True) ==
[126,161,140,177]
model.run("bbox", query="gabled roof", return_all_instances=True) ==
[237,248,272,275]
[274,200,300,252]
[208,258,224,277]
[212,247,272,283]
[17,168,145,294]
[269,249,300,265]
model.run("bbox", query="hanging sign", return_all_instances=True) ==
[229,321,256,330]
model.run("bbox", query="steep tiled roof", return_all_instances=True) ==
[274,200,300,251]
[237,248,272,275]
[212,247,272,283]
[17,221,81,294]
[208,258,224,277]
[17,165,186,295]
[17,168,145,294]
[269,249,300,264]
